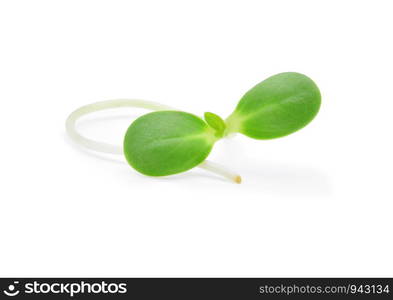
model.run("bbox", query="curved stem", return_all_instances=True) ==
[66,99,241,183]
[66,99,173,154]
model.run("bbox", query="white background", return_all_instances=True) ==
[1,0,392,277]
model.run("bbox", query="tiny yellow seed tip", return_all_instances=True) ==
[234,175,242,184]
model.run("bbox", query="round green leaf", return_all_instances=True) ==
[123,111,216,176]
[225,72,321,139]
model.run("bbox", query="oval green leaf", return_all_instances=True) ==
[123,111,216,176]
[204,112,226,137]
[225,72,321,139]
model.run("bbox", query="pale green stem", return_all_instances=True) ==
[198,161,241,184]
[66,99,241,183]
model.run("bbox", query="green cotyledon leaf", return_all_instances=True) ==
[123,111,217,176]
[225,72,321,139]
